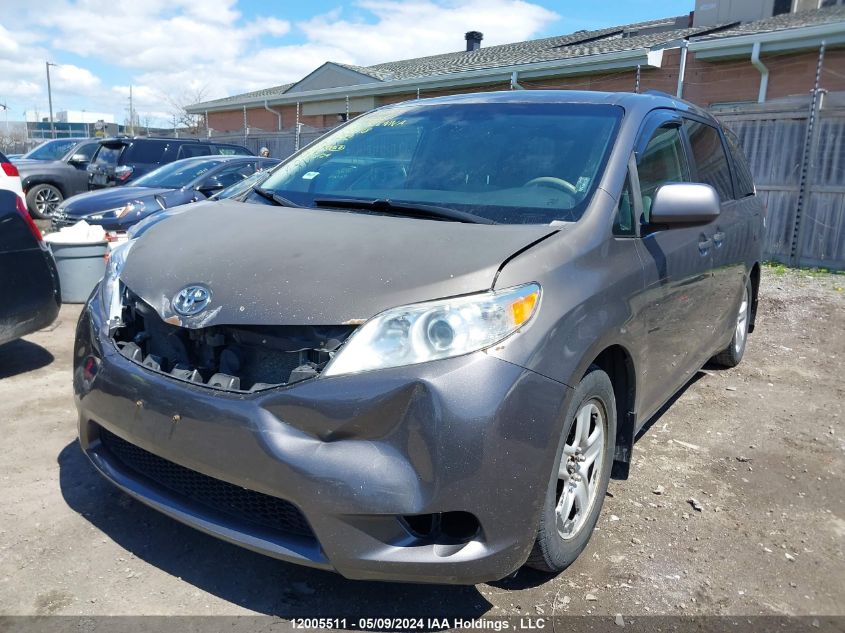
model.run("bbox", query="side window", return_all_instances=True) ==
[613,172,635,236]
[204,163,256,189]
[75,142,99,161]
[123,140,168,164]
[723,129,756,198]
[685,120,734,201]
[215,145,246,156]
[178,144,212,159]
[637,125,690,224]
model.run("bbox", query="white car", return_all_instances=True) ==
[0,150,25,207]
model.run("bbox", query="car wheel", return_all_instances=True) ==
[26,184,64,219]
[711,277,752,368]
[526,366,616,573]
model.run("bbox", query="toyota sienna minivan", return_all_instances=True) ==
[74,90,763,584]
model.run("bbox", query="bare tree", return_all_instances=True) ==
[0,122,32,154]
[161,86,209,136]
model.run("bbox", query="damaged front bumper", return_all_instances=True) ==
[73,295,572,584]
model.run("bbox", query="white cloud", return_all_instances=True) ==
[0,0,560,126]
[300,0,560,66]
[53,64,101,91]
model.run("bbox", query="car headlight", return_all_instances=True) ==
[323,283,540,377]
[99,240,134,329]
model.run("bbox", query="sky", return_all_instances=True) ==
[0,0,692,127]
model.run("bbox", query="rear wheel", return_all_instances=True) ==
[26,184,63,219]
[711,277,752,368]
[526,367,616,573]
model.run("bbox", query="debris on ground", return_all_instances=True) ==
[687,498,703,512]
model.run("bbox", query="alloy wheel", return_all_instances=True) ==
[556,399,606,540]
[35,187,61,217]
[734,285,750,355]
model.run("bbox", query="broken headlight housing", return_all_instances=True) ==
[99,239,134,330]
[323,283,540,377]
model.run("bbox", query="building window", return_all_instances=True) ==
[773,0,792,15]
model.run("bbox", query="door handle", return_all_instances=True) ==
[713,231,725,247]
[698,238,712,254]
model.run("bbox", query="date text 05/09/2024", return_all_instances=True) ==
[291,617,549,630]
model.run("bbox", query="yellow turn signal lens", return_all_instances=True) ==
[509,291,539,326]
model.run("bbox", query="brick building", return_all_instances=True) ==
[188,3,845,133]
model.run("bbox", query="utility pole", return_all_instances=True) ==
[0,102,8,135]
[129,85,135,136]
[46,61,58,139]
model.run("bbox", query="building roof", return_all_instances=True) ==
[695,4,845,39]
[190,7,845,112]
[194,83,295,110]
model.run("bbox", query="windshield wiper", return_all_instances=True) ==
[312,197,495,224]
[252,186,302,208]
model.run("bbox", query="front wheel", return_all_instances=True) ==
[526,366,616,573]
[711,277,752,368]
[26,183,63,219]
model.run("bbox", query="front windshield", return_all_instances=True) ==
[258,102,622,224]
[133,159,224,188]
[24,139,79,161]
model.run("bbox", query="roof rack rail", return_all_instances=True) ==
[644,89,676,99]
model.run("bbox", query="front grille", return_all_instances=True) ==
[98,427,315,540]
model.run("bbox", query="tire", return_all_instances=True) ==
[26,183,63,219]
[711,277,752,368]
[526,366,616,573]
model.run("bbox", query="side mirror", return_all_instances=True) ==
[197,180,225,195]
[650,183,720,225]
[68,153,88,165]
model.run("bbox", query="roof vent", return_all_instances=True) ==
[465,31,483,51]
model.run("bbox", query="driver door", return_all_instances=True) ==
[632,113,719,419]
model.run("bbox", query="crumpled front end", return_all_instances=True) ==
[74,291,572,584]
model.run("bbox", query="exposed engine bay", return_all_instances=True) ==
[111,291,357,392]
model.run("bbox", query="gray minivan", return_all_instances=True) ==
[73,90,762,584]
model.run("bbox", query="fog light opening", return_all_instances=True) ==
[401,511,480,544]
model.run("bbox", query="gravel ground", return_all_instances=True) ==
[0,267,842,618]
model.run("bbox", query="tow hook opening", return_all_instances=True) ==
[401,511,480,544]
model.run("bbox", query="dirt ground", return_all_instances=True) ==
[0,267,842,618]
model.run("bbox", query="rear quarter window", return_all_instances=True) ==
[0,150,9,163]
[123,141,169,164]
[723,129,756,198]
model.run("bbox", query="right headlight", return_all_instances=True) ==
[98,239,134,330]
[323,283,540,377]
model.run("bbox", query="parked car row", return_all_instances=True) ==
[11,137,253,219]
[52,156,279,231]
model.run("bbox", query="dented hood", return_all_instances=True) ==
[120,201,555,327]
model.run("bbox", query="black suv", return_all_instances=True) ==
[87,137,253,189]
